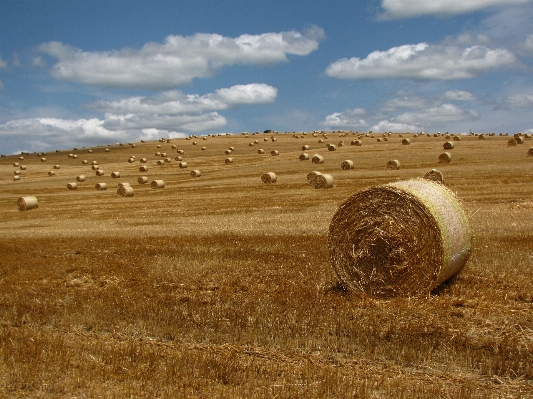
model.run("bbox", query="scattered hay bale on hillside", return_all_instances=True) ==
[225,158,233,164]
[261,172,277,184]
[328,178,472,298]
[111,171,121,178]
[315,173,333,189]
[76,175,86,182]
[327,144,337,151]
[95,183,107,190]
[341,160,354,170]
[151,180,165,189]
[258,149,265,154]
[138,176,149,184]
[18,196,38,211]
[302,145,310,151]
[177,149,184,154]
[299,153,310,161]
[41,158,47,162]
[96,170,105,176]
[453,136,461,141]
[402,138,410,145]
[118,185,134,197]
[225,149,232,154]
[190,170,201,178]
[351,140,362,146]
[439,152,452,163]
[387,160,401,170]
[92,165,99,170]
[528,147,533,157]
[67,182,78,190]
[443,141,454,150]
[271,150,280,156]
[13,175,20,181]
[48,171,55,176]
[312,154,325,164]
[423,169,444,184]
[508,138,518,146]
[53,165,60,169]
[179,161,188,168]
[516,136,525,144]
[13,170,21,176]
[306,171,322,185]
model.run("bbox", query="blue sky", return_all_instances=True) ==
[1,0,533,154]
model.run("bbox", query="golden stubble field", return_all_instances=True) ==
[0,132,532,398]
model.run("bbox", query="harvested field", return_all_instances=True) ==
[0,132,532,398]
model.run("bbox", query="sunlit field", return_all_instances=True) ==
[1,131,532,398]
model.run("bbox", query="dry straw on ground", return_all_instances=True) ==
[423,169,445,184]
[341,160,354,170]
[328,178,472,298]
[439,152,452,163]
[17,196,38,211]
[387,160,401,170]
[314,173,333,189]
[261,172,277,184]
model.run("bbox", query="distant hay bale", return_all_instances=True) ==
[67,182,77,190]
[82,160,88,164]
[111,171,120,178]
[177,149,184,154]
[318,139,324,143]
[92,165,99,170]
[151,179,165,189]
[261,172,277,184]
[402,138,411,145]
[179,161,188,168]
[96,170,105,176]
[528,147,533,157]
[20,165,26,170]
[479,134,486,140]
[377,138,382,142]
[13,175,20,181]
[249,142,254,146]
[312,154,325,164]
[327,144,337,151]
[155,152,161,156]
[225,158,233,164]
[225,149,232,154]
[172,145,177,149]
[453,136,461,141]
[423,169,444,184]
[128,158,135,163]
[328,179,472,298]
[341,160,354,170]
[105,148,110,152]
[164,157,171,163]
[302,145,310,151]
[48,171,55,176]
[443,141,454,150]
[95,183,107,190]
[139,165,148,172]
[192,141,198,145]
[190,169,201,178]
[229,147,235,151]
[138,176,149,184]
[14,170,21,176]
[88,150,93,153]
[307,171,322,185]
[271,150,279,156]
[118,185,134,197]
[299,153,310,161]
[174,156,183,161]
[91,161,98,165]
[508,138,518,146]
[76,175,86,182]
[201,147,206,151]
[516,136,525,144]
[314,173,333,189]
[18,196,38,211]
[338,141,345,146]
[387,160,401,170]
[258,149,265,154]
[157,160,165,165]
[157,145,161,148]
[41,158,47,162]
[13,162,20,167]
[271,137,277,142]
[351,140,362,146]
[439,152,452,163]
[53,165,60,169]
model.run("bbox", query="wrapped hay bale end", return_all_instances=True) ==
[18,196,38,211]
[341,160,354,170]
[328,179,472,298]
[261,172,277,184]
[423,169,445,184]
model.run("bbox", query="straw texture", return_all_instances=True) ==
[328,179,472,298]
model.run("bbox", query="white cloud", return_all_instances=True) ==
[32,56,46,67]
[380,0,532,19]
[395,104,479,124]
[320,108,367,129]
[325,42,517,81]
[381,91,435,111]
[370,120,421,132]
[504,93,533,107]
[0,57,7,70]
[103,112,226,132]
[0,80,4,91]
[444,90,476,101]
[37,27,324,90]
[522,34,533,55]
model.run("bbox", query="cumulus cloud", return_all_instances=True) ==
[370,120,421,132]
[0,57,8,70]
[380,91,435,111]
[504,93,533,107]
[380,0,532,19]
[444,90,476,101]
[325,42,517,81]
[521,34,533,55]
[319,108,367,129]
[37,26,324,90]
[395,104,479,124]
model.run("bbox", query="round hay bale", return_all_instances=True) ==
[258,149,265,154]
[302,145,310,151]
[92,165,99,170]
[91,161,98,165]
[387,160,401,170]
[439,152,452,163]
[261,172,277,184]
[41,158,47,162]
[341,160,354,170]
[377,138,383,142]
[423,169,444,184]
[67,182,77,190]
[179,161,188,168]
[311,154,324,164]
[479,134,487,140]
[20,165,26,170]
[177,149,184,154]
[18,196,38,211]
[527,147,533,157]
[175,156,183,162]
[402,138,411,145]
[229,147,235,151]
[128,158,135,163]
[225,149,232,154]
[157,160,165,165]
[88,149,93,153]
[72,155,78,159]
[271,150,279,156]
[351,140,362,146]
[318,139,324,143]
[82,160,88,164]
[151,179,165,189]
[96,170,105,176]
[138,176,149,184]
[314,173,333,189]
[249,142,255,147]
[306,171,322,185]
[111,171,120,178]
[190,169,201,178]
[76,175,86,182]
[164,157,171,163]
[118,185,134,197]
[95,182,107,190]
[443,141,454,150]
[157,145,162,148]
[192,141,198,145]
[13,175,20,181]
[225,158,233,164]
[53,165,60,169]
[328,179,472,298]
[201,147,206,151]
[14,170,21,176]
[139,165,148,172]
[508,138,518,146]
[327,144,337,151]
[48,171,55,176]
[105,148,110,152]
[338,141,345,146]
[299,153,310,161]
[453,136,461,141]
[271,137,277,142]
[516,136,525,144]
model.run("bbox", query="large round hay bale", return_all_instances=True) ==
[41,158,47,162]
[306,171,322,185]
[423,169,444,184]
[95,182,107,190]
[314,173,333,189]
[341,160,354,170]
[138,176,149,184]
[327,144,337,151]
[13,175,20,181]
[92,165,99,170]
[67,182,77,190]
[402,138,411,145]
[117,185,134,197]
[328,179,472,298]
[387,160,401,170]
[439,152,452,163]
[53,165,60,169]
[96,170,105,176]
[48,171,55,176]
[311,154,324,164]
[18,196,38,211]
[190,169,201,178]
[151,180,165,189]
[76,175,86,182]
[299,153,309,161]
[508,138,518,146]
[14,170,21,176]
[261,172,277,184]
[443,141,454,150]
